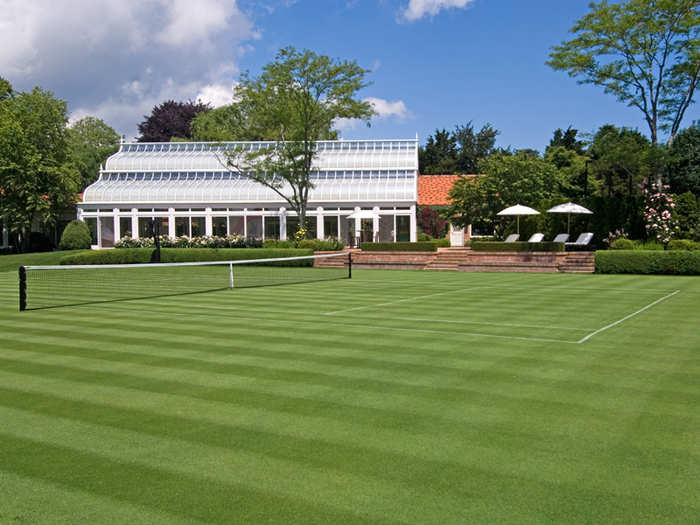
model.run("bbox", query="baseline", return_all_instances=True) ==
[577,290,680,344]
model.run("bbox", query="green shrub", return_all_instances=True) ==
[667,239,700,251]
[430,238,451,247]
[595,250,700,274]
[60,248,315,266]
[59,220,92,250]
[361,242,439,252]
[609,238,636,250]
[297,238,344,251]
[635,240,665,251]
[417,232,432,241]
[263,239,294,248]
[471,241,565,252]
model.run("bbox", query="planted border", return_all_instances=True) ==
[59,248,315,266]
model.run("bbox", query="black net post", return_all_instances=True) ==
[348,252,352,279]
[18,266,26,311]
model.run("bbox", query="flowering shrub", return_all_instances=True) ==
[294,227,308,244]
[602,228,629,246]
[641,179,679,244]
[115,234,260,249]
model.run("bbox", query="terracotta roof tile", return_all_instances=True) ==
[418,174,475,205]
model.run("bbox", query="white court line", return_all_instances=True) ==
[84,303,577,345]
[577,290,680,344]
[363,315,592,332]
[324,286,486,315]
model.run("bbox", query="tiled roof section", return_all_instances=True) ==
[418,174,475,205]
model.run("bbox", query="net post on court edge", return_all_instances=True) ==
[348,252,352,279]
[18,266,27,311]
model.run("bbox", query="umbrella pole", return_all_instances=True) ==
[567,214,570,235]
[517,216,520,235]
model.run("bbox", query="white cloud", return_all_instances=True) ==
[196,83,235,108]
[399,0,475,22]
[335,97,411,132]
[0,0,256,138]
[366,97,410,119]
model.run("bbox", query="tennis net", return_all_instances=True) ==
[19,252,351,310]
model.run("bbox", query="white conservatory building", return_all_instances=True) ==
[78,139,419,248]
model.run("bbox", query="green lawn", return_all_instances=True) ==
[0,262,698,524]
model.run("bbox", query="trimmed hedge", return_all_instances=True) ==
[60,248,315,266]
[361,242,439,252]
[595,250,700,274]
[471,241,565,252]
[667,239,700,251]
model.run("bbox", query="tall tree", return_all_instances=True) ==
[666,123,700,194]
[67,116,120,189]
[547,0,700,148]
[0,84,79,250]
[137,100,210,142]
[446,152,562,234]
[454,122,499,173]
[548,126,586,155]
[419,123,499,174]
[588,124,654,198]
[0,77,11,101]
[419,129,457,174]
[224,46,373,232]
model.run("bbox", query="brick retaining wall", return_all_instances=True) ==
[314,249,595,273]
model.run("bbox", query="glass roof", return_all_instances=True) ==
[83,170,417,205]
[104,139,419,172]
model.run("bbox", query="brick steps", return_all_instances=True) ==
[424,247,472,271]
[558,252,595,273]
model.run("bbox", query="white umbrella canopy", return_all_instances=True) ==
[546,202,593,234]
[497,204,540,234]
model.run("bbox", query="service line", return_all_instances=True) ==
[577,290,680,344]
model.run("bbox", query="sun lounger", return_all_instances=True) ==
[504,234,520,242]
[552,233,569,243]
[565,232,593,248]
[527,233,544,243]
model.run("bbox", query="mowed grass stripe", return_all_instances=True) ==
[0,364,696,463]
[6,329,698,410]
[0,393,697,522]
[0,471,211,525]
[1,344,697,443]
[6,316,696,385]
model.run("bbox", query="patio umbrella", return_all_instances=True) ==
[497,204,540,234]
[546,202,593,234]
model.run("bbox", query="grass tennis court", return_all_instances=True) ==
[0,261,698,524]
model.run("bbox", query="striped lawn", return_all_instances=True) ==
[0,265,698,524]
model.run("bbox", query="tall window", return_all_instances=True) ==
[212,217,227,236]
[191,217,205,237]
[175,217,189,237]
[119,217,132,238]
[229,216,244,236]
[265,216,280,239]
[324,216,339,238]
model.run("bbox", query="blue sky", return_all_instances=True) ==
[2,0,697,151]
